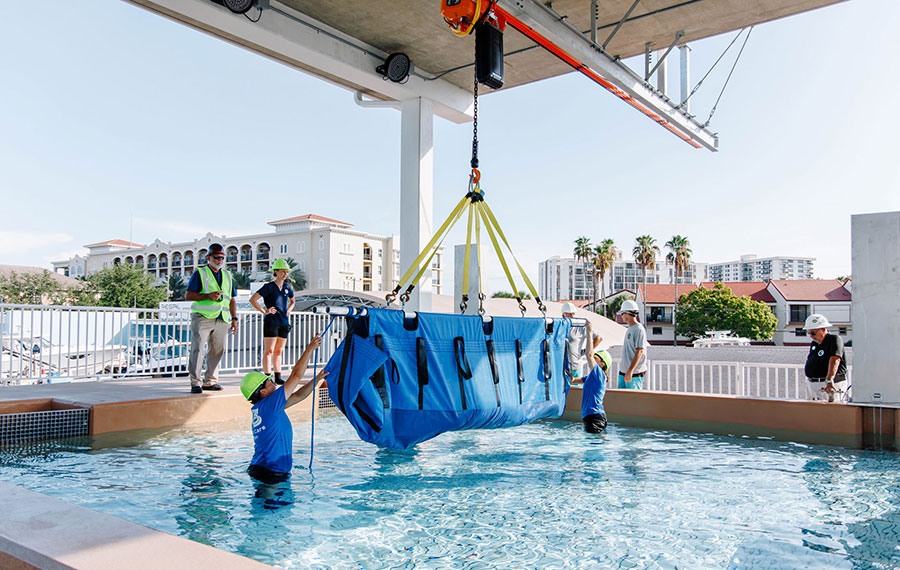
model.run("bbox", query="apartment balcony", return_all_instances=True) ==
[147,263,157,270]
[363,253,372,261]
[241,254,251,262]
[257,253,269,261]
[159,262,168,269]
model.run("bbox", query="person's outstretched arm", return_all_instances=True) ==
[282,334,322,399]
[583,321,596,373]
[285,370,329,409]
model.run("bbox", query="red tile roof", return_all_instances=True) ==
[637,284,699,304]
[83,239,144,248]
[268,214,352,227]
[639,282,777,304]
[767,279,851,302]
[699,281,775,303]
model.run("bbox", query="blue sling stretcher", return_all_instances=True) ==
[324,308,571,449]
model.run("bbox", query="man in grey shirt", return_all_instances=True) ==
[617,299,648,389]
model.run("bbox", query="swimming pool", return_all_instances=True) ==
[2,417,899,569]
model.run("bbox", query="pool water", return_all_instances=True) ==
[2,416,899,569]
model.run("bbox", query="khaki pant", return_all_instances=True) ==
[189,313,229,387]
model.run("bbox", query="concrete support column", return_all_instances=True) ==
[400,98,434,312]
[454,244,481,315]
[851,211,900,403]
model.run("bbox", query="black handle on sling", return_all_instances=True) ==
[453,336,472,410]
[515,339,525,405]
[486,339,502,408]
[541,338,552,401]
[416,337,428,410]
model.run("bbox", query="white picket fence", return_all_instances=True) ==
[3,303,848,402]
[1,303,343,385]
[646,360,852,401]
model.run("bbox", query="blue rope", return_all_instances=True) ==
[309,314,337,470]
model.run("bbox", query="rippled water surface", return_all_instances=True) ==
[2,416,900,569]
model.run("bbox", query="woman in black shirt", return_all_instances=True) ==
[249,259,295,384]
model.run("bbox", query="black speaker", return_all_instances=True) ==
[475,20,504,89]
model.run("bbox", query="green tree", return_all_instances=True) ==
[605,294,635,319]
[633,235,659,320]
[85,264,167,308]
[573,236,592,302]
[665,235,692,346]
[491,290,532,299]
[593,239,615,315]
[675,283,778,341]
[232,269,253,290]
[0,270,80,305]
[168,274,187,301]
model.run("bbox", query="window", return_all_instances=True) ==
[789,305,809,323]
[298,242,305,254]
[318,259,324,270]
[795,328,806,337]
[838,327,847,335]
[363,283,371,292]
[652,327,663,335]
[279,244,287,254]
[298,260,305,271]
[317,279,323,288]
[318,237,325,251]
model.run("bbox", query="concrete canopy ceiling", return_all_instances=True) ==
[278,0,844,94]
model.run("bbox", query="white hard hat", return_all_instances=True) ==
[618,299,640,314]
[560,302,577,314]
[804,314,832,330]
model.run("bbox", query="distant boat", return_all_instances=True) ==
[692,330,751,348]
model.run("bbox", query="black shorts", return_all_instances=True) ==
[263,321,291,338]
[583,413,608,433]
[248,464,290,484]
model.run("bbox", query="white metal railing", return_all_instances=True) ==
[1,303,345,385]
[647,360,852,400]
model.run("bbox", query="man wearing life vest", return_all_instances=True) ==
[185,243,237,393]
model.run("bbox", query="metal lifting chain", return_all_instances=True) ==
[471,62,479,169]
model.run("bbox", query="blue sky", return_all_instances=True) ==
[1,0,897,292]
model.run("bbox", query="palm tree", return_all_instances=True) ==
[573,236,592,301]
[593,239,616,315]
[632,235,660,322]
[167,274,186,301]
[232,269,252,290]
[665,235,692,346]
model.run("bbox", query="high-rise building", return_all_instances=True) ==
[707,254,814,282]
[539,251,707,302]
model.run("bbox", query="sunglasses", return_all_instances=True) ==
[209,255,225,260]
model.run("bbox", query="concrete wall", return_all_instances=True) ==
[851,212,900,404]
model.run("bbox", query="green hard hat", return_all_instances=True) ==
[241,371,270,400]
[272,259,290,271]
[593,350,612,372]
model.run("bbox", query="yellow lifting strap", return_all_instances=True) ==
[461,201,475,301]
[480,201,541,302]
[394,195,469,291]
[475,201,519,300]
[388,169,545,314]
[403,198,469,296]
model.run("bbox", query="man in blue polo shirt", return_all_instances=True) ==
[241,334,328,484]
[185,243,238,393]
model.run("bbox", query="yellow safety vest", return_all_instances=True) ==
[191,265,233,322]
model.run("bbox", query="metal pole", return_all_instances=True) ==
[680,44,691,113]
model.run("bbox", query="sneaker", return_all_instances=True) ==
[190,386,202,394]
[202,383,223,391]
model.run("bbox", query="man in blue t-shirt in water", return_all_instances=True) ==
[241,334,329,484]
[580,320,609,433]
